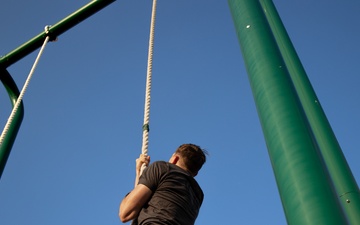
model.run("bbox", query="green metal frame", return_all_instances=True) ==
[0,0,116,179]
[258,1,360,223]
[228,0,360,224]
[0,69,24,178]
[0,0,116,69]
[2,0,359,223]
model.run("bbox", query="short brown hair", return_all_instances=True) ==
[175,143,208,176]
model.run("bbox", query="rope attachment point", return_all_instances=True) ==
[0,30,51,146]
[44,25,58,42]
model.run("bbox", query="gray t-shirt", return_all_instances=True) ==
[137,161,204,225]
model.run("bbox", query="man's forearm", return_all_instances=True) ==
[119,194,137,222]
[134,172,141,187]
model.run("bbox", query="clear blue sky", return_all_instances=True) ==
[1,1,359,224]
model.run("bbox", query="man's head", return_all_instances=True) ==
[169,143,208,177]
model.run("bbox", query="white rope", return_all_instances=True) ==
[140,0,157,174]
[0,27,51,146]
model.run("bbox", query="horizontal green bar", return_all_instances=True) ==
[0,0,115,69]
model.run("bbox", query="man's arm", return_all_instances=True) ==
[119,184,152,223]
[119,154,151,223]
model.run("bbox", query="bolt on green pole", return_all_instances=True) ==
[228,0,348,224]
[259,0,360,224]
[0,70,24,178]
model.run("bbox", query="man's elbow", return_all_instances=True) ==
[119,209,136,223]
[118,210,123,223]
[119,212,129,223]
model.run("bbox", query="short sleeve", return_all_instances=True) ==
[138,161,168,192]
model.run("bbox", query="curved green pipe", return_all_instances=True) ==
[0,69,24,178]
[0,0,116,179]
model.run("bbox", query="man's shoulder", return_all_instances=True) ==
[146,161,170,173]
[151,161,168,166]
[139,161,170,191]
[149,161,192,177]
[149,161,169,170]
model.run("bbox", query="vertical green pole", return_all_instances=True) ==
[0,70,24,178]
[228,0,348,224]
[259,1,360,224]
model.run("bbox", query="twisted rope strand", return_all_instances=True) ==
[140,0,157,174]
[0,32,50,146]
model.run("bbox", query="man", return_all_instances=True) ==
[119,143,208,225]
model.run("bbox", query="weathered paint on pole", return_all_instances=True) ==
[228,0,348,224]
[259,0,360,224]
[0,70,24,178]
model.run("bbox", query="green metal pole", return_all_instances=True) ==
[259,1,360,223]
[0,0,116,69]
[0,0,115,179]
[0,70,24,178]
[228,0,348,224]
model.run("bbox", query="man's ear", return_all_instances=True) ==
[170,155,179,164]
